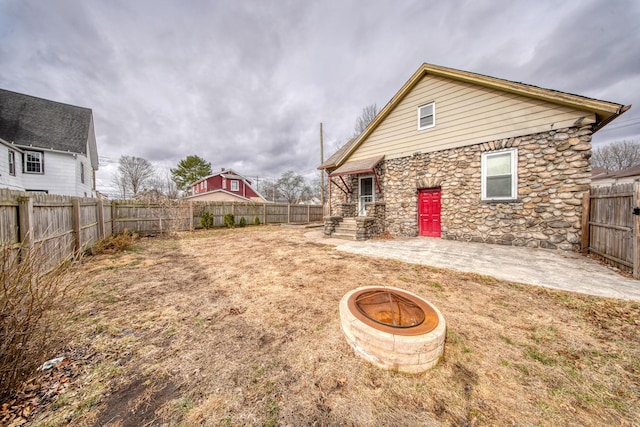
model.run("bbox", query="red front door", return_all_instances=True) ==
[418,188,441,237]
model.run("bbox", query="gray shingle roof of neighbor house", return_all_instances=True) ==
[593,164,640,181]
[0,88,98,168]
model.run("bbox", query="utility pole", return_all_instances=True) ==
[320,122,325,206]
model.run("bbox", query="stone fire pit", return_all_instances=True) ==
[339,286,446,373]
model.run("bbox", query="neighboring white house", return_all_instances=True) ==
[0,137,24,191]
[0,89,99,197]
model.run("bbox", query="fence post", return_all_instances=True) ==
[307,205,310,223]
[263,203,267,224]
[72,198,81,252]
[634,182,640,279]
[111,201,117,234]
[18,195,34,252]
[189,201,194,231]
[580,192,590,253]
[96,199,105,239]
[288,204,291,223]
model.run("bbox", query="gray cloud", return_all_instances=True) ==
[1,0,638,194]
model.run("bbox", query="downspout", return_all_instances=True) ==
[328,171,332,216]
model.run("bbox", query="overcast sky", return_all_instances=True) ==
[1,0,639,195]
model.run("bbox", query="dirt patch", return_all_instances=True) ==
[17,226,640,426]
[93,375,179,427]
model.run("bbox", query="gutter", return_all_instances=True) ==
[592,104,632,133]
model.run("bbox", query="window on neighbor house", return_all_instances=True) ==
[417,102,435,130]
[24,150,43,174]
[230,180,239,191]
[8,151,16,176]
[481,149,518,201]
[80,162,85,184]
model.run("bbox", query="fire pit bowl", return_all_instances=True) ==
[339,286,446,373]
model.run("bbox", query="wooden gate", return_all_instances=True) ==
[582,183,639,278]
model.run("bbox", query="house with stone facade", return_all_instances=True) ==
[319,63,630,250]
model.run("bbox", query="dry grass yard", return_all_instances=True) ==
[13,226,640,426]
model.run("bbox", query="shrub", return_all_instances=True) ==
[0,243,81,400]
[200,212,214,229]
[224,213,235,228]
[239,217,247,227]
[90,230,137,255]
[253,217,261,226]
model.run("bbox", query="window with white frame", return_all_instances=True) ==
[417,102,435,130]
[230,180,239,191]
[481,149,518,201]
[24,150,43,174]
[80,162,85,184]
[8,150,16,176]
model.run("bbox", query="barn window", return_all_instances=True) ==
[230,180,239,191]
[481,149,518,201]
[417,102,435,130]
[24,150,44,174]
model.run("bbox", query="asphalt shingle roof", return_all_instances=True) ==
[0,88,92,155]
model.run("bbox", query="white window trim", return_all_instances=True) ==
[24,150,44,174]
[8,150,16,176]
[417,102,436,130]
[358,175,375,216]
[481,148,518,201]
[230,180,239,191]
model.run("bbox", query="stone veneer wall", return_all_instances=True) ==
[381,126,593,250]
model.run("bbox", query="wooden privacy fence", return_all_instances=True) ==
[581,183,640,278]
[0,189,322,266]
[192,201,323,227]
[0,189,113,267]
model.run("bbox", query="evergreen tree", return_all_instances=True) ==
[170,155,213,193]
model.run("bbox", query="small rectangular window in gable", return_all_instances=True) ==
[481,149,518,201]
[418,102,435,130]
[231,180,239,191]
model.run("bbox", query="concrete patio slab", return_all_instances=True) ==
[306,231,640,301]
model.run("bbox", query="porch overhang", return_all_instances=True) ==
[329,155,384,193]
[329,155,384,177]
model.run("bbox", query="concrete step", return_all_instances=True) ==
[332,232,357,241]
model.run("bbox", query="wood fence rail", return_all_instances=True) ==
[0,189,322,267]
[581,183,639,278]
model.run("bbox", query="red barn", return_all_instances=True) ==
[186,168,267,202]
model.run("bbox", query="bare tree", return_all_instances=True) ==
[113,155,155,198]
[276,171,311,204]
[112,172,129,199]
[353,104,380,137]
[139,170,180,201]
[592,140,640,171]
[257,179,279,202]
